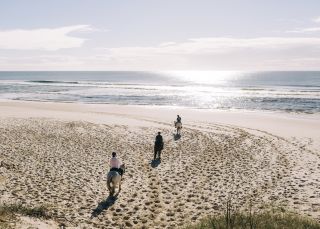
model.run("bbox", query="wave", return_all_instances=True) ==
[27,80,79,84]
[283,84,320,88]
[241,88,276,91]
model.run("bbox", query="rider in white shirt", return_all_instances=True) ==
[110,152,123,176]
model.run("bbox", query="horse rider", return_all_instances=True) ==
[176,115,182,124]
[154,132,164,160]
[110,152,124,176]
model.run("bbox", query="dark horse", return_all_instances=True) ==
[154,141,163,160]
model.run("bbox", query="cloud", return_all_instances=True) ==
[106,37,320,56]
[287,27,320,33]
[313,16,320,23]
[286,16,320,33]
[2,36,320,70]
[95,37,320,70]
[0,25,91,51]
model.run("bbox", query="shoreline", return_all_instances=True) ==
[1,98,320,116]
[1,100,319,148]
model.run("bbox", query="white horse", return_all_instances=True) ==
[107,164,125,196]
[174,121,182,135]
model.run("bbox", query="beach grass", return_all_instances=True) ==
[0,204,50,228]
[185,201,320,229]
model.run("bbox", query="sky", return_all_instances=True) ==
[1,0,320,71]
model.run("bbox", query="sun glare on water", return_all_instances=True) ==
[166,71,243,85]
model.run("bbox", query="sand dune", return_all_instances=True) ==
[1,109,319,228]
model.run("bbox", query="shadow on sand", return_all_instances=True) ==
[151,158,161,168]
[91,193,119,218]
[174,133,181,141]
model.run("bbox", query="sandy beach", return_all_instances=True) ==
[1,100,320,228]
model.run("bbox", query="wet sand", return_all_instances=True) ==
[0,101,319,228]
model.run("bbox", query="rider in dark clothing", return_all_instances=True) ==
[177,115,181,123]
[155,132,163,143]
[154,132,163,160]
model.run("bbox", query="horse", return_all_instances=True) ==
[107,164,125,196]
[154,141,163,160]
[174,121,182,135]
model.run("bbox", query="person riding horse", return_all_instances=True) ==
[109,152,124,176]
[107,152,125,195]
[154,132,164,160]
[174,115,182,135]
[176,115,181,124]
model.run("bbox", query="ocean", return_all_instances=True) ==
[0,71,319,114]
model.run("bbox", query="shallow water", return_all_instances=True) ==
[0,71,319,113]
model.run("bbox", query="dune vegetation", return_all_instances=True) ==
[185,201,320,229]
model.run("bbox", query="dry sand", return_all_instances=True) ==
[0,101,319,228]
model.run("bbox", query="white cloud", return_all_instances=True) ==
[286,16,320,33]
[96,37,320,70]
[313,16,320,23]
[0,25,91,51]
[287,27,320,33]
[2,36,320,70]
[106,37,320,56]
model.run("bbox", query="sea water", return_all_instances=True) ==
[0,71,319,114]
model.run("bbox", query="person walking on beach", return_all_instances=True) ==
[109,152,124,176]
[154,132,164,160]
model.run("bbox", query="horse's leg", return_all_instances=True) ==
[107,177,112,193]
[118,179,122,193]
[109,183,114,196]
[111,179,115,195]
